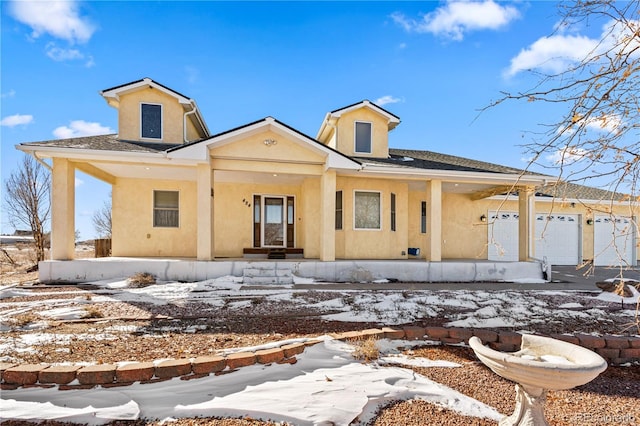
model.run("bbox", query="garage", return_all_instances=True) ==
[488,211,581,265]
[593,215,636,266]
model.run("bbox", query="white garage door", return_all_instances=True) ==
[593,215,636,266]
[488,211,581,265]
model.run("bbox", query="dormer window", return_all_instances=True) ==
[141,103,162,139]
[354,121,372,154]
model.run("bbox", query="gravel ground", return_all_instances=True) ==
[2,278,639,424]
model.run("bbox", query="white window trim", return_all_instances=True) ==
[153,189,180,228]
[353,190,382,231]
[140,102,163,140]
[354,121,373,154]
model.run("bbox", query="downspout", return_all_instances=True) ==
[27,151,52,172]
[184,103,198,143]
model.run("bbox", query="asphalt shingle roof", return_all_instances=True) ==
[19,134,628,202]
[20,134,180,153]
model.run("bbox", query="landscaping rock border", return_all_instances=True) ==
[1,327,638,390]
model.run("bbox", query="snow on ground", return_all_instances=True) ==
[1,338,503,425]
[1,276,639,423]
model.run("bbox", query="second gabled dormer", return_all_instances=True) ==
[100,78,210,144]
[316,100,400,158]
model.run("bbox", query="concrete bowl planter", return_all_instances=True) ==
[469,334,607,426]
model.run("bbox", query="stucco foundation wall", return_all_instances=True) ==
[38,259,544,284]
[112,178,197,257]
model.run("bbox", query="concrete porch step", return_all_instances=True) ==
[242,266,294,285]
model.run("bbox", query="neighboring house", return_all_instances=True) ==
[17,78,638,267]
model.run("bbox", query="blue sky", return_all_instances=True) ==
[1,1,612,239]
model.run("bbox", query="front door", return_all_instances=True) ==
[263,197,285,247]
[253,195,295,248]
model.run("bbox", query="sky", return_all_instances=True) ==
[0,0,616,239]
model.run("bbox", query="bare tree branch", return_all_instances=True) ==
[3,155,51,263]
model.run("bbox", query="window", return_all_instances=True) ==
[354,191,381,230]
[335,191,343,230]
[355,121,372,154]
[141,103,162,139]
[153,190,179,227]
[391,193,396,232]
[421,201,427,233]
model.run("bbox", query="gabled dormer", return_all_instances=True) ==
[316,100,400,158]
[101,78,210,144]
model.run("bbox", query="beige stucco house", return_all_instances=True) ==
[17,78,638,268]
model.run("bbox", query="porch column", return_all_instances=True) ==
[425,179,442,261]
[319,170,336,261]
[518,186,535,261]
[196,163,214,260]
[51,158,75,260]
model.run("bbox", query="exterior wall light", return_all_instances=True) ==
[263,138,277,147]
[480,214,487,222]
[586,218,593,225]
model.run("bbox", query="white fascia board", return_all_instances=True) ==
[16,144,203,166]
[168,117,361,170]
[330,101,400,126]
[189,99,210,136]
[101,78,191,105]
[489,194,638,206]
[356,164,547,186]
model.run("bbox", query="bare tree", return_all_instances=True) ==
[4,155,51,262]
[488,1,640,195]
[92,193,112,238]
[487,1,640,330]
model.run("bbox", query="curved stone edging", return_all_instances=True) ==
[1,327,638,390]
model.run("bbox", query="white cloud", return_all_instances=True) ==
[185,66,200,84]
[1,114,34,127]
[53,120,113,139]
[46,43,84,61]
[392,1,520,41]
[398,42,407,50]
[586,114,623,134]
[9,0,95,44]
[506,18,640,77]
[546,146,591,165]
[75,178,84,188]
[375,95,403,106]
[85,55,95,68]
[1,89,16,98]
[505,34,598,77]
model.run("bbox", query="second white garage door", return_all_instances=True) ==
[593,215,636,266]
[488,211,581,265]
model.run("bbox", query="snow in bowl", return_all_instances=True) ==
[469,334,607,426]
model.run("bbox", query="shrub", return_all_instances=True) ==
[349,336,380,362]
[127,272,156,288]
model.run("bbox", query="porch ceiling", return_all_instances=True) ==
[409,180,511,195]
[214,170,307,185]
[85,161,196,181]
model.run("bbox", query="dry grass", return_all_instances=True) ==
[127,272,156,288]
[349,336,380,362]
[83,306,103,319]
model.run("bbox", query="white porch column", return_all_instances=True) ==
[51,158,75,260]
[518,186,535,261]
[319,170,336,261]
[425,179,442,261]
[196,163,214,260]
